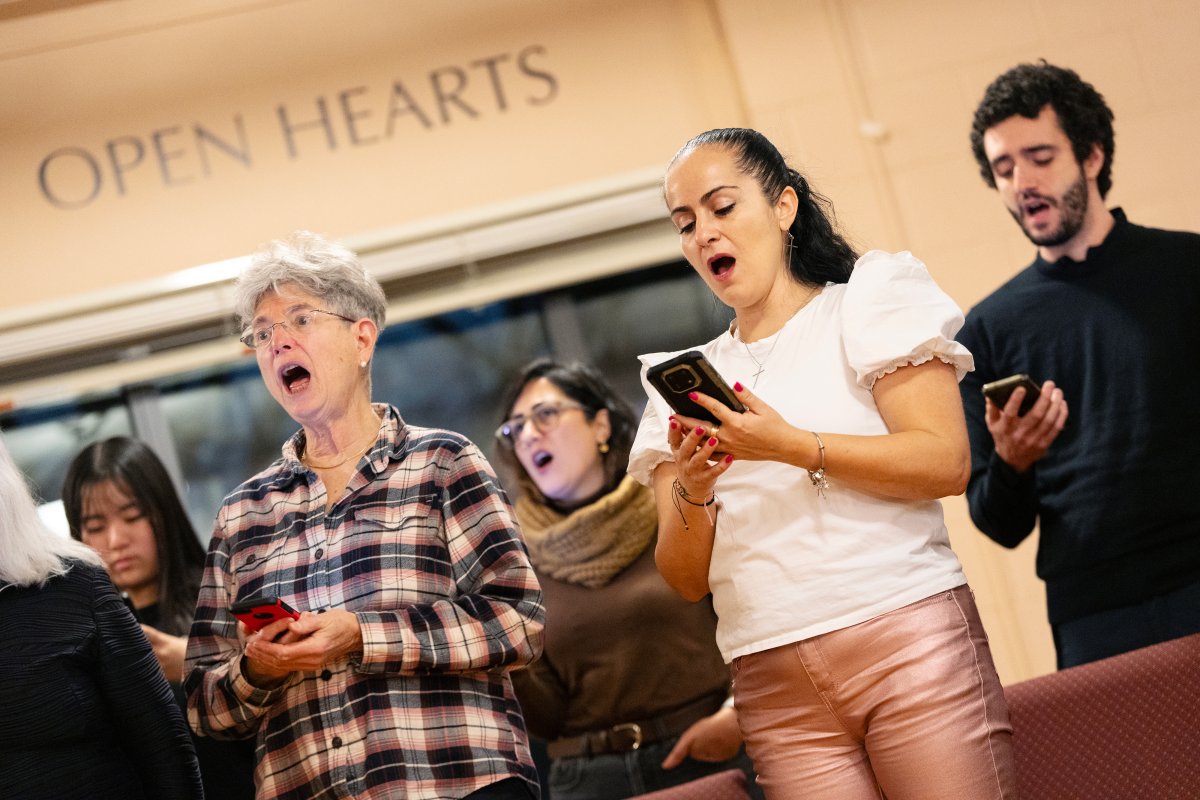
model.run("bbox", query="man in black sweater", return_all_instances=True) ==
[958,61,1200,668]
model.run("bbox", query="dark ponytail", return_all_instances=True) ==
[671,128,857,285]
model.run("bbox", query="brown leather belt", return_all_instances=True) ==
[547,691,726,759]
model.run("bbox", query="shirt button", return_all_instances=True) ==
[314,548,324,560]
[321,669,333,681]
[332,736,343,748]
[245,554,256,565]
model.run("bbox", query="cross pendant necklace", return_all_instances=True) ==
[738,284,821,387]
[743,333,780,389]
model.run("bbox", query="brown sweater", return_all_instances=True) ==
[512,543,730,740]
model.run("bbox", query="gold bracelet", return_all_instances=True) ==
[809,431,829,497]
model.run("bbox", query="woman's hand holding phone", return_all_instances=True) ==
[242,608,365,685]
[141,624,189,683]
[646,351,745,424]
[667,414,732,491]
[673,378,809,469]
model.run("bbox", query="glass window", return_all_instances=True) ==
[153,296,548,534]
[2,261,722,537]
[571,261,729,411]
[372,296,548,449]
[157,361,297,539]
[0,391,133,511]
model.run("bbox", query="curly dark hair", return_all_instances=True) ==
[970,60,1115,198]
[669,128,858,286]
[493,359,638,507]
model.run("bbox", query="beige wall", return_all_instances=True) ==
[4,0,1199,683]
[1,0,741,308]
[707,0,1200,682]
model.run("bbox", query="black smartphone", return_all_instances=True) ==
[982,374,1041,416]
[646,350,746,424]
[230,595,301,632]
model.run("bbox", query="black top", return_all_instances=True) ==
[141,602,257,800]
[957,209,1200,624]
[0,561,204,799]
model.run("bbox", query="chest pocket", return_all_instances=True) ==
[229,517,305,591]
[339,495,455,609]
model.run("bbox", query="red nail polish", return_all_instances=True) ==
[733,382,744,392]
[725,454,734,464]
[695,427,705,436]
[669,420,678,430]
[688,391,698,401]
[708,437,718,447]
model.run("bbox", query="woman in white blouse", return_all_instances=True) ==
[629,128,1017,800]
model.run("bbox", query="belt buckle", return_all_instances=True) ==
[609,722,643,751]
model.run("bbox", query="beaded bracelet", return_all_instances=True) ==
[809,431,829,497]
[671,478,716,529]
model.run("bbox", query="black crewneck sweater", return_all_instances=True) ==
[957,209,1200,625]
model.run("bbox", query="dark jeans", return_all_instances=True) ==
[1054,577,1200,669]
[547,736,762,800]
[465,777,539,800]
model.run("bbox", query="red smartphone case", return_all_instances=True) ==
[230,596,300,632]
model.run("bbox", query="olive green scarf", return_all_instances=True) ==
[515,475,657,588]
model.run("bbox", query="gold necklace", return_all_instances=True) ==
[302,430,376,470]
[739,284,820,387]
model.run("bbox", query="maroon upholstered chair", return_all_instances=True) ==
[630,769,752,800]
[1003,632,1200,800]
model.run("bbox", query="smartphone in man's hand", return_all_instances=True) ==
[982,374,1041,416]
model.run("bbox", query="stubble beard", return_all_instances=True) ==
[1011,170,1089,249]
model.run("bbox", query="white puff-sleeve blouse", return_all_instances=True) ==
[842,249,973,388]
[629,250,973,662]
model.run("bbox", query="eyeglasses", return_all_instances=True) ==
[239,308,355,349]
[496,401,585,446]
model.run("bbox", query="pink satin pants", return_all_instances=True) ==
[732,586,1017,800]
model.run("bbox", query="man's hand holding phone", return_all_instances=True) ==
[983,375,1069,473]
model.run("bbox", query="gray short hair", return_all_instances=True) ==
[235,231,387,329]
[0,434,103,587]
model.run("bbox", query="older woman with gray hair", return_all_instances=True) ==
[0,435,203,799]
[184,231,545,800]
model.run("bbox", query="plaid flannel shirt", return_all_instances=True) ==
[184,405,544,799]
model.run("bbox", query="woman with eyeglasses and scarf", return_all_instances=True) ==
[494,359,760,800]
